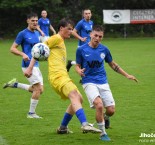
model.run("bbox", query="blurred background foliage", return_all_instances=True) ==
[0,0,155,38]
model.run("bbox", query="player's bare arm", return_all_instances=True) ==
[24,57,36,78]
[108,61,138,82]
[50,25,56,34]
[36,25,45,36]
[75,64,85,77]
[10,42,30,61]
[72,29,87,42]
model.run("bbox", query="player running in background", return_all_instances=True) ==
[3,13,43,119]
[37,10,56,42]
[66,8,93,72]
[75,25,138,141]
[24,18,101,134]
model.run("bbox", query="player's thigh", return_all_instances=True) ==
[22,67,43,86]
[82,83,100,108]
[98,84,115,107]
[62,81,80,99]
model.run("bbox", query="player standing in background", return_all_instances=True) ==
[24,18,101,134]
[3,13,43,119]
[75,25,138,141]
[37,10,56,42]
[66,8,93,72]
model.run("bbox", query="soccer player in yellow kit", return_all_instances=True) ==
[24,18,101,134]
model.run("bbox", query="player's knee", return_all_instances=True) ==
[78,93,83,103]
[37,86,44,95]
[94,97,103,111]
[69,90,83,103]
[95,102,103,111]
[106,107,115,116]
[32,87,43,99]
[40,87,44,94]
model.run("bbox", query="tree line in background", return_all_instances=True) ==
[0,0,155,38]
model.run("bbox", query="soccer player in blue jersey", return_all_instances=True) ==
[67,8,93,71]
[3,13,43,119]
[37,10,56,42]
[75,25,138,141]
[72,8,93,46]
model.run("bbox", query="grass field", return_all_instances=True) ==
[0,38,155,145]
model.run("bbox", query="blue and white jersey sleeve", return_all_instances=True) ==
[104,47,113,63]
[15,31,24,45]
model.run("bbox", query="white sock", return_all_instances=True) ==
[17,83,30,91]
[29,99,39,113]
[71,61,76,65]
[97,122,106,135]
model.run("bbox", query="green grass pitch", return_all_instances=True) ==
[0,38,155,145]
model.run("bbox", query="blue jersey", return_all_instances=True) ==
[75,19,93,46]
[38,18,51,36]
[15,28,40,67]
[76,43,113,84]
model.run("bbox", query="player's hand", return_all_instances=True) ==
[23,54,30,61]
[127,75,138,82]
[41,32,45,37]
[81,37,87,42]
[24,67,32,78]
[78,68,85,77]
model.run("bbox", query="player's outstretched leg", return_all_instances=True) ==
[3,78,18,89]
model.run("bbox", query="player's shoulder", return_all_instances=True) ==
[17,28,27,36]
[98,43,109,50]
[48,34,61,44]
[77,19,84,25]
[78,43,88,51]
[34,30,40,36]
[38,18,43,22]
[54,34,62,40]
[90,20,93,24]
[46,18,50,21]
[98,43,106,48]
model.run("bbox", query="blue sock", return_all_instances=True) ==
[61,113,73,127]
[14,83,18,88]
[75,108,87,125]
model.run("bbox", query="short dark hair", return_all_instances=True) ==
[82,8,91,15]
[27,12,38,19]
[57,18,74,31]
[92,25,104,32]
[83,8,91,11]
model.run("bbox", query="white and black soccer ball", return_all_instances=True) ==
[31,43,50,61]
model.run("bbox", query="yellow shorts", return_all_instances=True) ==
[49,74,80,100]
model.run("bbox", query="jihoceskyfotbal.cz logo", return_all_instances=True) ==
[139,133,155,143]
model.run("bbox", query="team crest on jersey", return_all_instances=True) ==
[100,53,105,59]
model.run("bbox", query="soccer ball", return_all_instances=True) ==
[31,43,50,61]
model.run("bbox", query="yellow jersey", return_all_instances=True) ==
[44,34,71,88]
